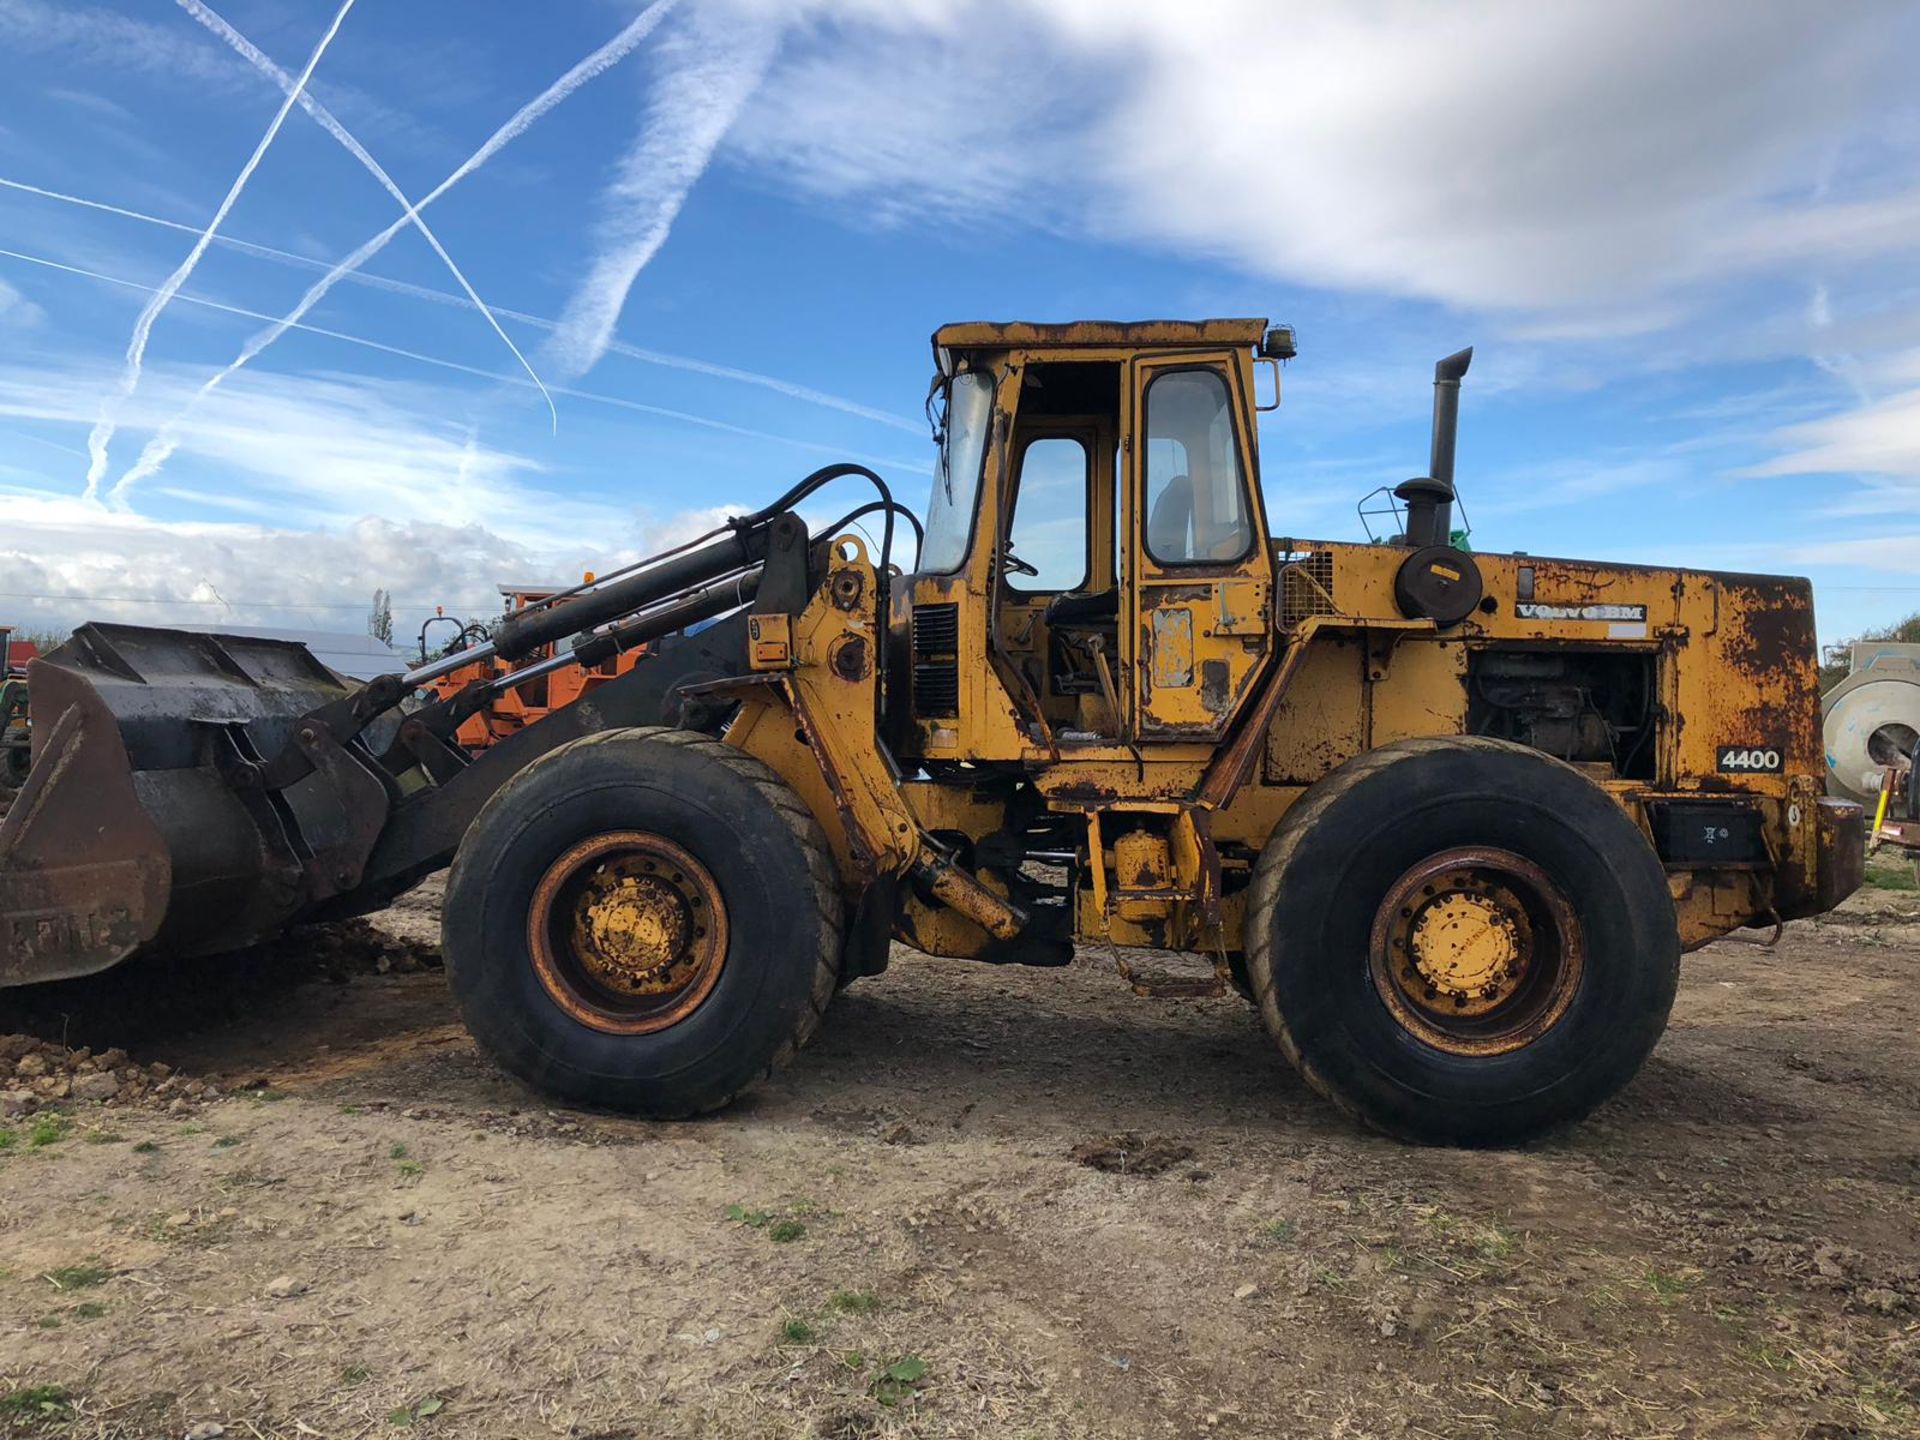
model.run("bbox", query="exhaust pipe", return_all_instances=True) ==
[1395,347,1473,548]
[1391,346,1483,627]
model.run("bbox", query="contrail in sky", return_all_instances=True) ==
[108,0,682,506]
[84,0,355,503]
[545,8,782,380]
[0,174,920,432]
[0,244,921,473]
[174,0,554,431]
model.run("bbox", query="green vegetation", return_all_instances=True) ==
[1474,1221,1523,1261]
[391,1396,444,1427]
[827,1289,880,1315]
[1863,854,1918,892]
[131,1140,160,1154]
[0,1384,71,1422]
[779,1316,818,1344]
[1643,1266,1696,1301]
[29,1114,70,1148]
[871,1356,929,1406]
[724,1202,807,1242]
[41,1259,112,1291]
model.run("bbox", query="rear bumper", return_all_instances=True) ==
[1810,797,1866,915]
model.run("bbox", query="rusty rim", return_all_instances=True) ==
[527,831,728,1035]
[1367,847,1583,1056]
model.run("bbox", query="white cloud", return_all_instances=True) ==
[730,0,1918,313]
[546,0,784,379]
[0,0,238,86]
[0,356,623,546]
[725,7,1087,228]
[1778,533,1920,574]
[0,277,44,330]
[0,499,550,636]
[87,0,359,504]
[0,355,748,638]
[0,491,765,646]
[1747,386,1920,481]
[1742,347,1920,485]
[1473,455,1692,518]
[0,174,922,432]
[0,0,443,151]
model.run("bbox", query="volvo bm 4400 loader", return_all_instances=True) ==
[0,320,1865,1144]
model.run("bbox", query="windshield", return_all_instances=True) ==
[920,371,994,573]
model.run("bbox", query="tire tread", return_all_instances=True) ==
[446,723,845,1118]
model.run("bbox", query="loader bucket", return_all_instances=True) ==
[0,623,362,986]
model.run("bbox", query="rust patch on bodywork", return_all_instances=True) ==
[1713,577,1822,772]
[1199,659,1232,715]
[934,318,1267,353]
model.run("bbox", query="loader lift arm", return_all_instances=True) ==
[0,466,952,986]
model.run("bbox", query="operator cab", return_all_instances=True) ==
[906,320,1285,758]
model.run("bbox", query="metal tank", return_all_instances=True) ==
[1823,643,1920,808]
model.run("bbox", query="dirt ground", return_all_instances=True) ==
[2,861,1918,1440]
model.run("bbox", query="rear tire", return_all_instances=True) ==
[443,726,842,1116]
[1246,737,1678,1146]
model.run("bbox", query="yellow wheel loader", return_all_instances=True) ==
[0,320,1865,1144]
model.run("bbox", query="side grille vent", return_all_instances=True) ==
[911,602,960,718]
[1278,550,1337,627]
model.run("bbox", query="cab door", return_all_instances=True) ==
[1123,353,1274,740]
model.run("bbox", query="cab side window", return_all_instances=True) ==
[1007,435,1090,592]
[1142,369,1251,564]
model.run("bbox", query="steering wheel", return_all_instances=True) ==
[1001,542,1040,579]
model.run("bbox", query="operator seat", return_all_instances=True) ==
[1044,475,1194,629]
[1046,588,1118,626]
[1146,474,1193,561]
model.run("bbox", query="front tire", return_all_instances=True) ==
[443,727,842,1116]
[1246,737,1678,1146]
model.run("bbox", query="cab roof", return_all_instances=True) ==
[931,318,1268,356]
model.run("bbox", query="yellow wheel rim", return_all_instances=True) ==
[1369,847,1583,1056]
[528,831,728,1036]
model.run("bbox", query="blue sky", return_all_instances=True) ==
[0,0,1916,650]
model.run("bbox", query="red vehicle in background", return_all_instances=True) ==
[418,585,651,753]
[1,627,39,789]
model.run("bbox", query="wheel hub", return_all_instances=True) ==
[528,832,728,1035]
[1405,888,1526,1015]
[572,870,698,995]
[1368,847,1583,1055]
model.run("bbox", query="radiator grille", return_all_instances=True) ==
[1278,551,1337,627]
[911,602,960,717]
[911,602,959,653]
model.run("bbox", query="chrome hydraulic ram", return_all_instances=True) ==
[400,524,770,689]
[481,567,764,699]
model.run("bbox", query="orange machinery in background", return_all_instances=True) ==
[421,585,650,752]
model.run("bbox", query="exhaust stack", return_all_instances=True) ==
[1395,346,1473,548]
